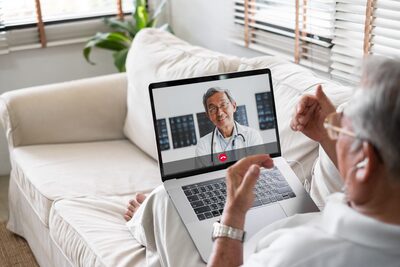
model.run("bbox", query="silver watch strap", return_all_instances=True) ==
[212,222,245,242]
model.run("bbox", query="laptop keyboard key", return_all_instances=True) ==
[191,200,204,209]
[197,214,206,221]
[192,188,200,194]
[194,206,211,214]
[187,195,199,202]
[212,210,220,217]
[204,212,213,219]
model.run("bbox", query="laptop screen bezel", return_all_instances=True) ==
[148,68,282,182]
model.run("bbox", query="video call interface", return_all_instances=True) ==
[151,72,280,177]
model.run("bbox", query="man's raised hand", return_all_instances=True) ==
[290,85,335,143]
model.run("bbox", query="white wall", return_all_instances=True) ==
[169,0,264,58]
[0,43,117,175]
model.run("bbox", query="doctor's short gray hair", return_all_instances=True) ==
[202,87,236,114]
[345,56,400,178]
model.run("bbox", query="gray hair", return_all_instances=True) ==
[345,56,400,178]
[202,87,236,114]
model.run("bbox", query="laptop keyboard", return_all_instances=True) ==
[182,166,296,221]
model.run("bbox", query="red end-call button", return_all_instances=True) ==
[218,153,228,162]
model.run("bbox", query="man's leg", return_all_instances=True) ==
[126,185,206,267]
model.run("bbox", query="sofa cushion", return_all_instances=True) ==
[238,56,353,184]
[12,140,160,226]
[50,196,146,267]
[124,29,241,159]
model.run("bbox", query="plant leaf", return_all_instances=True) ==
[104,18,137,38]
[83,32,131,64]
[135,2,149,31]
[113,48,129,72]
[147,18,157,28]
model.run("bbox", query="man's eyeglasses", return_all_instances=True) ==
[208,101,231,115]
[323,112,356,140]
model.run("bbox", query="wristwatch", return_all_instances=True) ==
[212,222,245,242]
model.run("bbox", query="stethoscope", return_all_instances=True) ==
[210,121,246,163]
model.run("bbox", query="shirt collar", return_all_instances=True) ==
[215,122,239,140]
[320,193,400,255]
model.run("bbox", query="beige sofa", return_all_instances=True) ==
[0,29,351,266]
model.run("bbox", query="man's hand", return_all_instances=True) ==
[290,85,335,143]
[207,155,274,267]
[221,155,274,229]
[290,84,339,166]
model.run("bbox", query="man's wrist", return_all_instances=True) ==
[221,209,246,230]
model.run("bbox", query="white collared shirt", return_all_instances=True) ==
[243,193,400,267]
[195,122,263,157]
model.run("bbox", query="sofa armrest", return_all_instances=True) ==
[0,73,127,148]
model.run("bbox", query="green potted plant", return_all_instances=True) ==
[84,0,169,72]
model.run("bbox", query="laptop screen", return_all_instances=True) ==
[149,69,281,180]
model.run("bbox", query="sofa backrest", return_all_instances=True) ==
[0,74,127,148]
[124,29,353,183]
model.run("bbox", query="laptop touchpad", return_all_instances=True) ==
[244,204,286,240]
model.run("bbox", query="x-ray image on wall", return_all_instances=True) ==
[156,119,170,151]
[234,105,249,126]
[196,112,214,138]
[169,115,197,149]
[255,92,275,130]
[196,105,249,138]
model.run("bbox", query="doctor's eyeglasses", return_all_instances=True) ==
[208,101,231,115]
[323,112,356,140]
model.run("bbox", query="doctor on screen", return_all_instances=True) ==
[195,87,263,159]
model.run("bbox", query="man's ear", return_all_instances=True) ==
[355,141,378,182]
[232,101,237,112]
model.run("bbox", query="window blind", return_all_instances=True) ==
[330,0,368,83]
[232,0,336,72]
[0,0,133,53]
[370,0,400,58]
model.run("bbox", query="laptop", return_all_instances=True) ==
[148,68,318,262]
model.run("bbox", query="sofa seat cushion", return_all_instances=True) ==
[12,140,161,226]
[50,196,145,267]
[124,28,241,160]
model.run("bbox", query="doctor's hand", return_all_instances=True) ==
[221,155,274,229]
[290,85,335,143]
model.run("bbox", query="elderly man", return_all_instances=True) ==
[195,87,263,158]
[125,57,400,266]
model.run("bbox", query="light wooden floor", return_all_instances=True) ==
[0,175,9,223]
